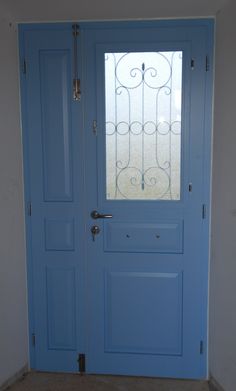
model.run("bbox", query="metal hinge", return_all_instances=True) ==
[206,56,210,72]
[32,333,36,347]
[72,23,80,37]
[200,340,204,355]
[27,202,32,217]
[191,59,195,70]
[202,204,206,219]
[93,120,97,135]
[77,353,86,373]
[23,59,27,74]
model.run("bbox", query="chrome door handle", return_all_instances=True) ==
[91,210,113,219]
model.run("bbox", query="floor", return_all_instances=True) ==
[8,372,210,391]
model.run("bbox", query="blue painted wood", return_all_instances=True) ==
[45,219,75,251]
[39,50,73,201]
[20,19,213,378]
[83,20,213,379]
[18,26,36,369]
[19,25,86,372]
[46,267,76,350]
[104,221,183,253]
[105,271,183,355]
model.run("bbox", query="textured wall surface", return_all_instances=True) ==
[0,5,28,387]
[1,0,229,22]
[209,1,236,391]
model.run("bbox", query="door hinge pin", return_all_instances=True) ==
[202,204,206,219]
[200,340,204,354]
[23,59,27,74]
[32,333,36,347]
[27,202,32,216]
[77,353,86,374]
[93,120,97,135]
[206,56,210,72]
[191,59,195,70]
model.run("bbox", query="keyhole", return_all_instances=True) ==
[156,234,160,239]
[126,234,130,238]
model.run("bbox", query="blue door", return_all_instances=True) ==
[20,20,213,378]
[83,21,213,378]
[20,26,86,371]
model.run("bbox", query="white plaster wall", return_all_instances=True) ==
[3,0,229,22]
[209,1,236,391]
[0,4,28,387]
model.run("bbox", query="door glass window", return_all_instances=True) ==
[105,51,182,200]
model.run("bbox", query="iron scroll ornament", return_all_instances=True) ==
[105,52,182,200]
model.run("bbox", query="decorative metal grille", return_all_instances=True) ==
[105,51,182,200]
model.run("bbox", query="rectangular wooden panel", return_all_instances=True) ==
[40,50,73,201]
[105,271,183,355]
[46,267,76,350]
[104,221,183,253]
[45,219,75,251]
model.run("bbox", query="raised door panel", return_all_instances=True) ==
[45,219,75,251]
[40,50,73,201]
[104,221,183,253]
[46,267,77,350]
[105,271,183,355]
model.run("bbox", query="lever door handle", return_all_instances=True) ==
[91,210,113,219]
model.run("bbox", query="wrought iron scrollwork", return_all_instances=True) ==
[105,51,182,200]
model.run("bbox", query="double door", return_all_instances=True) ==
[20,20,213,378]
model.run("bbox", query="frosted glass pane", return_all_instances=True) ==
[105,52,182,200]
